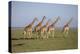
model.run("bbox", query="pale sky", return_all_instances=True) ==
[11,1,78,28]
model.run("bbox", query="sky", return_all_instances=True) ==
[11,1,78,28]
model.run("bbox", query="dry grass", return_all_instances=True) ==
[11,27,78,53]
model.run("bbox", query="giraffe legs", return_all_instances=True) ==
[52,30,55,38]
[46,32,48,39]
[27,31,32,38]
[28,32,30,38]
[23,31,32,39]
[30,31,32,38]
[37,32,40,39]
[23,31,27,39]
[40,32,44,39]
[40,31,48,39]
[47,31,50,38]
[63,30,69,38]
[47,30,55,38]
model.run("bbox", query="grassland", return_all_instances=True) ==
[11,27,78,53]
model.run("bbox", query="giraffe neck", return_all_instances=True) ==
[45,19,50,27]
[40,16,46,24]
[50,18,59,27]
[66,18,72,25]
[30,18,36,27]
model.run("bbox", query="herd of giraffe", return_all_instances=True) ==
[23,16,72,39]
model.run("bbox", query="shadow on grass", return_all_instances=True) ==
[13,43,24,47]
[12,37,37,40]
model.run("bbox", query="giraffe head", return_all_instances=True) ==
[30,17,38,26]
[34,17,38,22]
[41,16,46,23]
[43,16,46,20]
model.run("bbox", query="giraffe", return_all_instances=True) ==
[47,16,60,38]
[23,17,38,39]
[62,18,72,38]
[34,16,46,32]
[39,19,51,39]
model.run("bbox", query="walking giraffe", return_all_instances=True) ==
[39,19,51,39]
[23,17,38,39]
[47,16,60,38]
[62,18,72,38]
[34,16,46,32]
